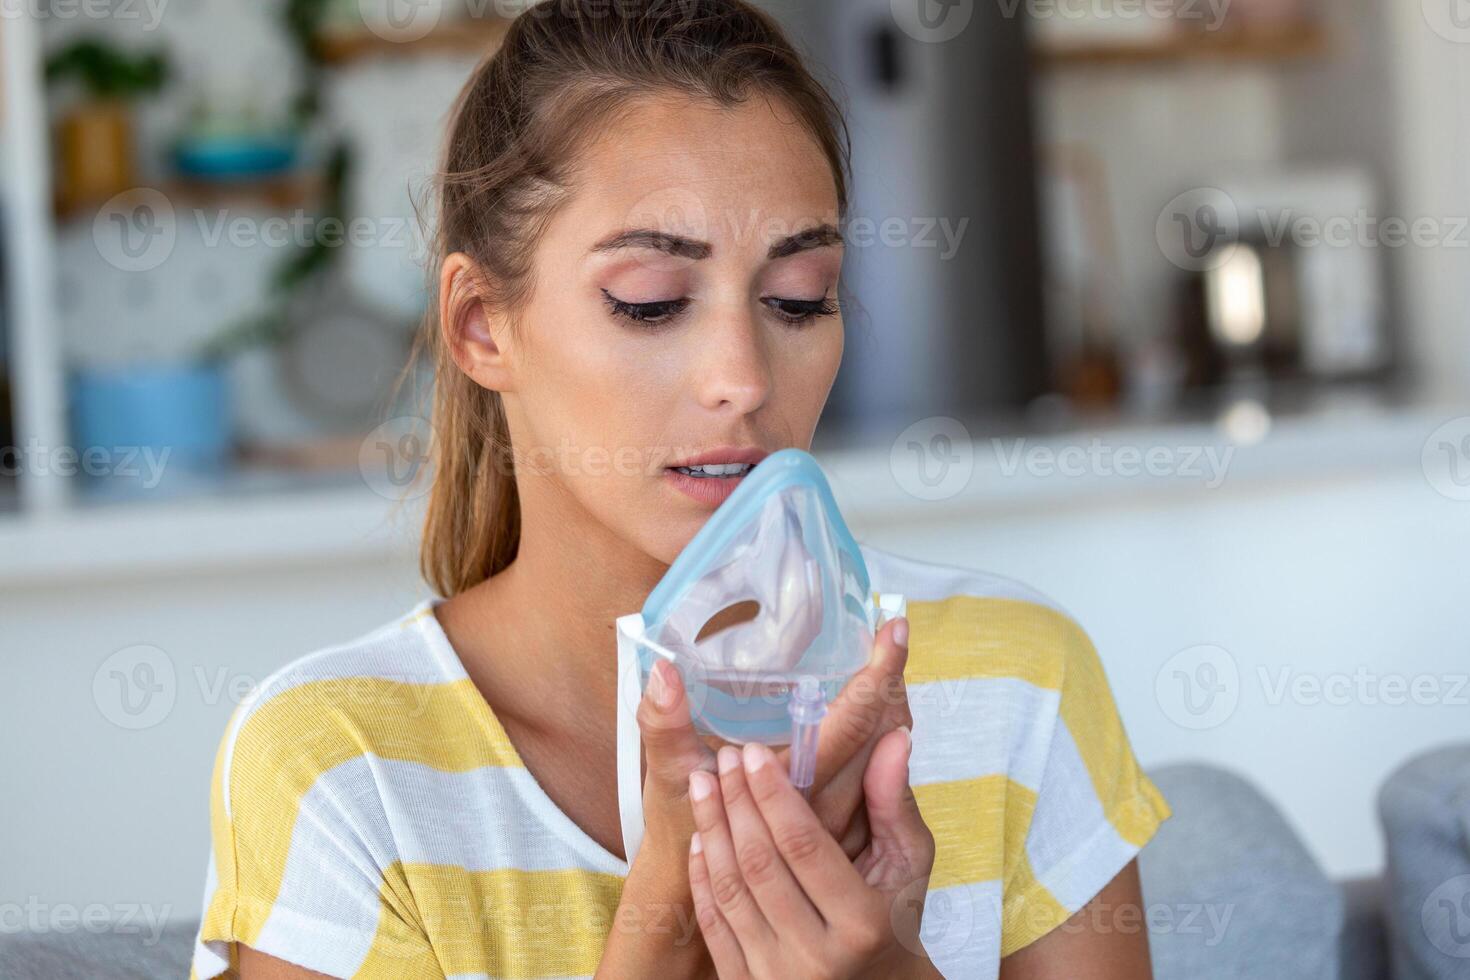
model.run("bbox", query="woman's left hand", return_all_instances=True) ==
[686,727,944,980]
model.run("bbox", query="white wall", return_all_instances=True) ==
[1387,2,1470,401]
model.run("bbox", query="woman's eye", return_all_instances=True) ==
[763,296,839,325]
[602,289,690,326]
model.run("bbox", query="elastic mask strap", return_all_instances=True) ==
[615,615,646,868]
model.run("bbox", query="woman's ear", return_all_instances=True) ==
[440,252,514,392]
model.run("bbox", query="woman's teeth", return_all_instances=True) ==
[674,463,752,478]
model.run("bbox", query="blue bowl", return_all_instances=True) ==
[172,134,299,180]
[70,363,232,480]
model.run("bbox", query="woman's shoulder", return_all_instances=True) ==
[859,543,1097,694]
[208,600,494,821]
[860,544,1171,962]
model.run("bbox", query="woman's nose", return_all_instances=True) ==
[696,310,773,415]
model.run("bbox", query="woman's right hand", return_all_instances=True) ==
[596,617,914,979]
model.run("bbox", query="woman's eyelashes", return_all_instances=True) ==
[601,290,690,325]
[762,296,839,325]
[600,288,838,328]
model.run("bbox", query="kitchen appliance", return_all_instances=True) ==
[778,0,1048,437]
[1175,168,1389,389]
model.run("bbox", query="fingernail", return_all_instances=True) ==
[648,662,674,710]
[892,617,909,648]
[742,742,768,774]
[897,725,912,757]
[717,745,741,776]
[690,831,703,855]
[689,770,713,802]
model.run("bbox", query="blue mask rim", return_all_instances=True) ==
[643,447,871,624]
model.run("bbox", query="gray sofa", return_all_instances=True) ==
[3,749,1466,979]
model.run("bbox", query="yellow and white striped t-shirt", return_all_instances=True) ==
[190,543,1170,979]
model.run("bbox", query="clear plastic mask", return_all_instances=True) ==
[632,448,876,744]
[612,448,905,865]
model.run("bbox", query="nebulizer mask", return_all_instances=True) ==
[614,448,906,865]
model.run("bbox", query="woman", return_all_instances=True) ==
[189,2,1170,977]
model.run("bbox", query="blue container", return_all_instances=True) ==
[172,134,299,181]
[70,363,232,480]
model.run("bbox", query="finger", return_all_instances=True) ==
[637,660,715,804]
[818,617,912,783]
[804,618,912,841]
[689,833,750,978]
[714,746,823,938]
[689,769,776,948]
[741,742,868,916]
[861,726,936,891]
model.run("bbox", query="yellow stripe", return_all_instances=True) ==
[360,865,627,978]
[903,596,1071,690]
[916,775,1036,891]
[998,849,1070,958]
[217,678,520,948]
[1047,617,1173,848]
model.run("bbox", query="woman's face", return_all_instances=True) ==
[488,93,845,565]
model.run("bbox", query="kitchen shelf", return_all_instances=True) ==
[53,172,324,222]
[1035,23,1327,69]
[313,16,512,66]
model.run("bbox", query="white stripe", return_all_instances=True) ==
[253,903,381,978]
[907,675,1058,792]
[918,878,1003,979]
[1034,812,1143,913]
[191,853,229,979]
[1023,715,1140,911]
[263,755,626,945]
[861,543,1072,615]
[372,758,626,875]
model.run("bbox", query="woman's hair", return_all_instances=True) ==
[411,0,852,597]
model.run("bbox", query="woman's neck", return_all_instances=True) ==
[439,490,668,742]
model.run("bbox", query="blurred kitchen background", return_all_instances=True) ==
[2,0,1468,947]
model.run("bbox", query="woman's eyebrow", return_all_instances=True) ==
[588,223,844,261]
[767,223,844,260]
[590,229,712,259]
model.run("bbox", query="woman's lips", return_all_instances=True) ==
[663,467,747,507]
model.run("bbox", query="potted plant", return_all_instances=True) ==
[45,39,169,214]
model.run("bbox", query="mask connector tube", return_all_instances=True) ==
[787,675,827,800]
